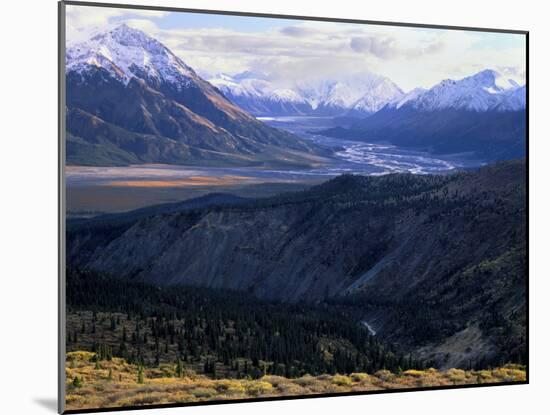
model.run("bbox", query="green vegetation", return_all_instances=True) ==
[137,366,144,384]
[67,269,424,379]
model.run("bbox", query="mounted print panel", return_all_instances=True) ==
[59,1,528,413]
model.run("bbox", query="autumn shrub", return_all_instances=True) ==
[374,369,393,382]
[403,369,425,378]
[294,375,318,387]
[63,350,527,411]
[245,381,273,396]
[332,375,352,387]
[350,373,369,382]
[192,387,217,399]
[215,379,245,395]
[446,368,466,384]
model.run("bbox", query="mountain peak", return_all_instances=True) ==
[233,70,269,81]
[468,69,498,84]
[209,71,404,116]
[67,24,195,86]
[94,24,163,52]
[398,69,525,112]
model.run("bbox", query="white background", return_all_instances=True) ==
[0,0,546,414]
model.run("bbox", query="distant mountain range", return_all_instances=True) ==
[209,71,404,117]
[388,69,524,112]
[65,24,326,167]
[65,24,526,165]
[320,69,526,160]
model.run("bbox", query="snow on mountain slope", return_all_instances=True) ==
[209,73,312,116]
[495,85,527,111]
[211,73,308,103]
[349,79,405,113]
[317,69,526,161]
[67,24,196,88]
[388,87,428,109]
[394,69,525,112]
[209,72,403,116]
[298,74,403,114]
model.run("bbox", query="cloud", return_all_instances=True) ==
[408,40,445,57]
[65,4,168,44]
[350,35,445,61]
[495,65,526,81]
[350,36,397,59]
[124,19,160,34]
[65,5,526,91]
[280,26,317,37]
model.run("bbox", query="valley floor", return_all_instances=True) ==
[65,351,526,411]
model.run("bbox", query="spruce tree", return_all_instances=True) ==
[72,376,82,388]
[110,316,116,331]
[137,366,144,384]
[175,359,183,378]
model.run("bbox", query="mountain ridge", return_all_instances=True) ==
[209,71,404,117]
[388,69,525,112]
[67,159,526,366]
[318,69,526,161]
[66,24,328,167]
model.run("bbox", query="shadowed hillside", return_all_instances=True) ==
[67,160,526,369]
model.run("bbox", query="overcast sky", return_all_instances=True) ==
[66,4,526,92]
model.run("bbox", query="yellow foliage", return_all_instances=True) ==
[403,370,425,377]
[215,379,246,394]
[63,350,527,411]
[245,381,273,396]
[491,367,526,382]
[332,375,352,386]
[67,351,96,362]
[446,368,467,383]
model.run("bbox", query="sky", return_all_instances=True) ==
[65,4,526,92]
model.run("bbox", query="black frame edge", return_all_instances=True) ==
[60,0,528,35]
[58,1,67,414]
[524,31,530,385]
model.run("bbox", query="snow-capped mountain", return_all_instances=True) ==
[319,69,526,161]
[67,24,196,89]
[495,85,527,111]
[388,87,428,109]
[297,74,403,115]
[210,73,312,116]
[65,24,323,167]
[211,73,306,103]
[209,72,403,117]
[347,78,405,115]
[388,69,525,112]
